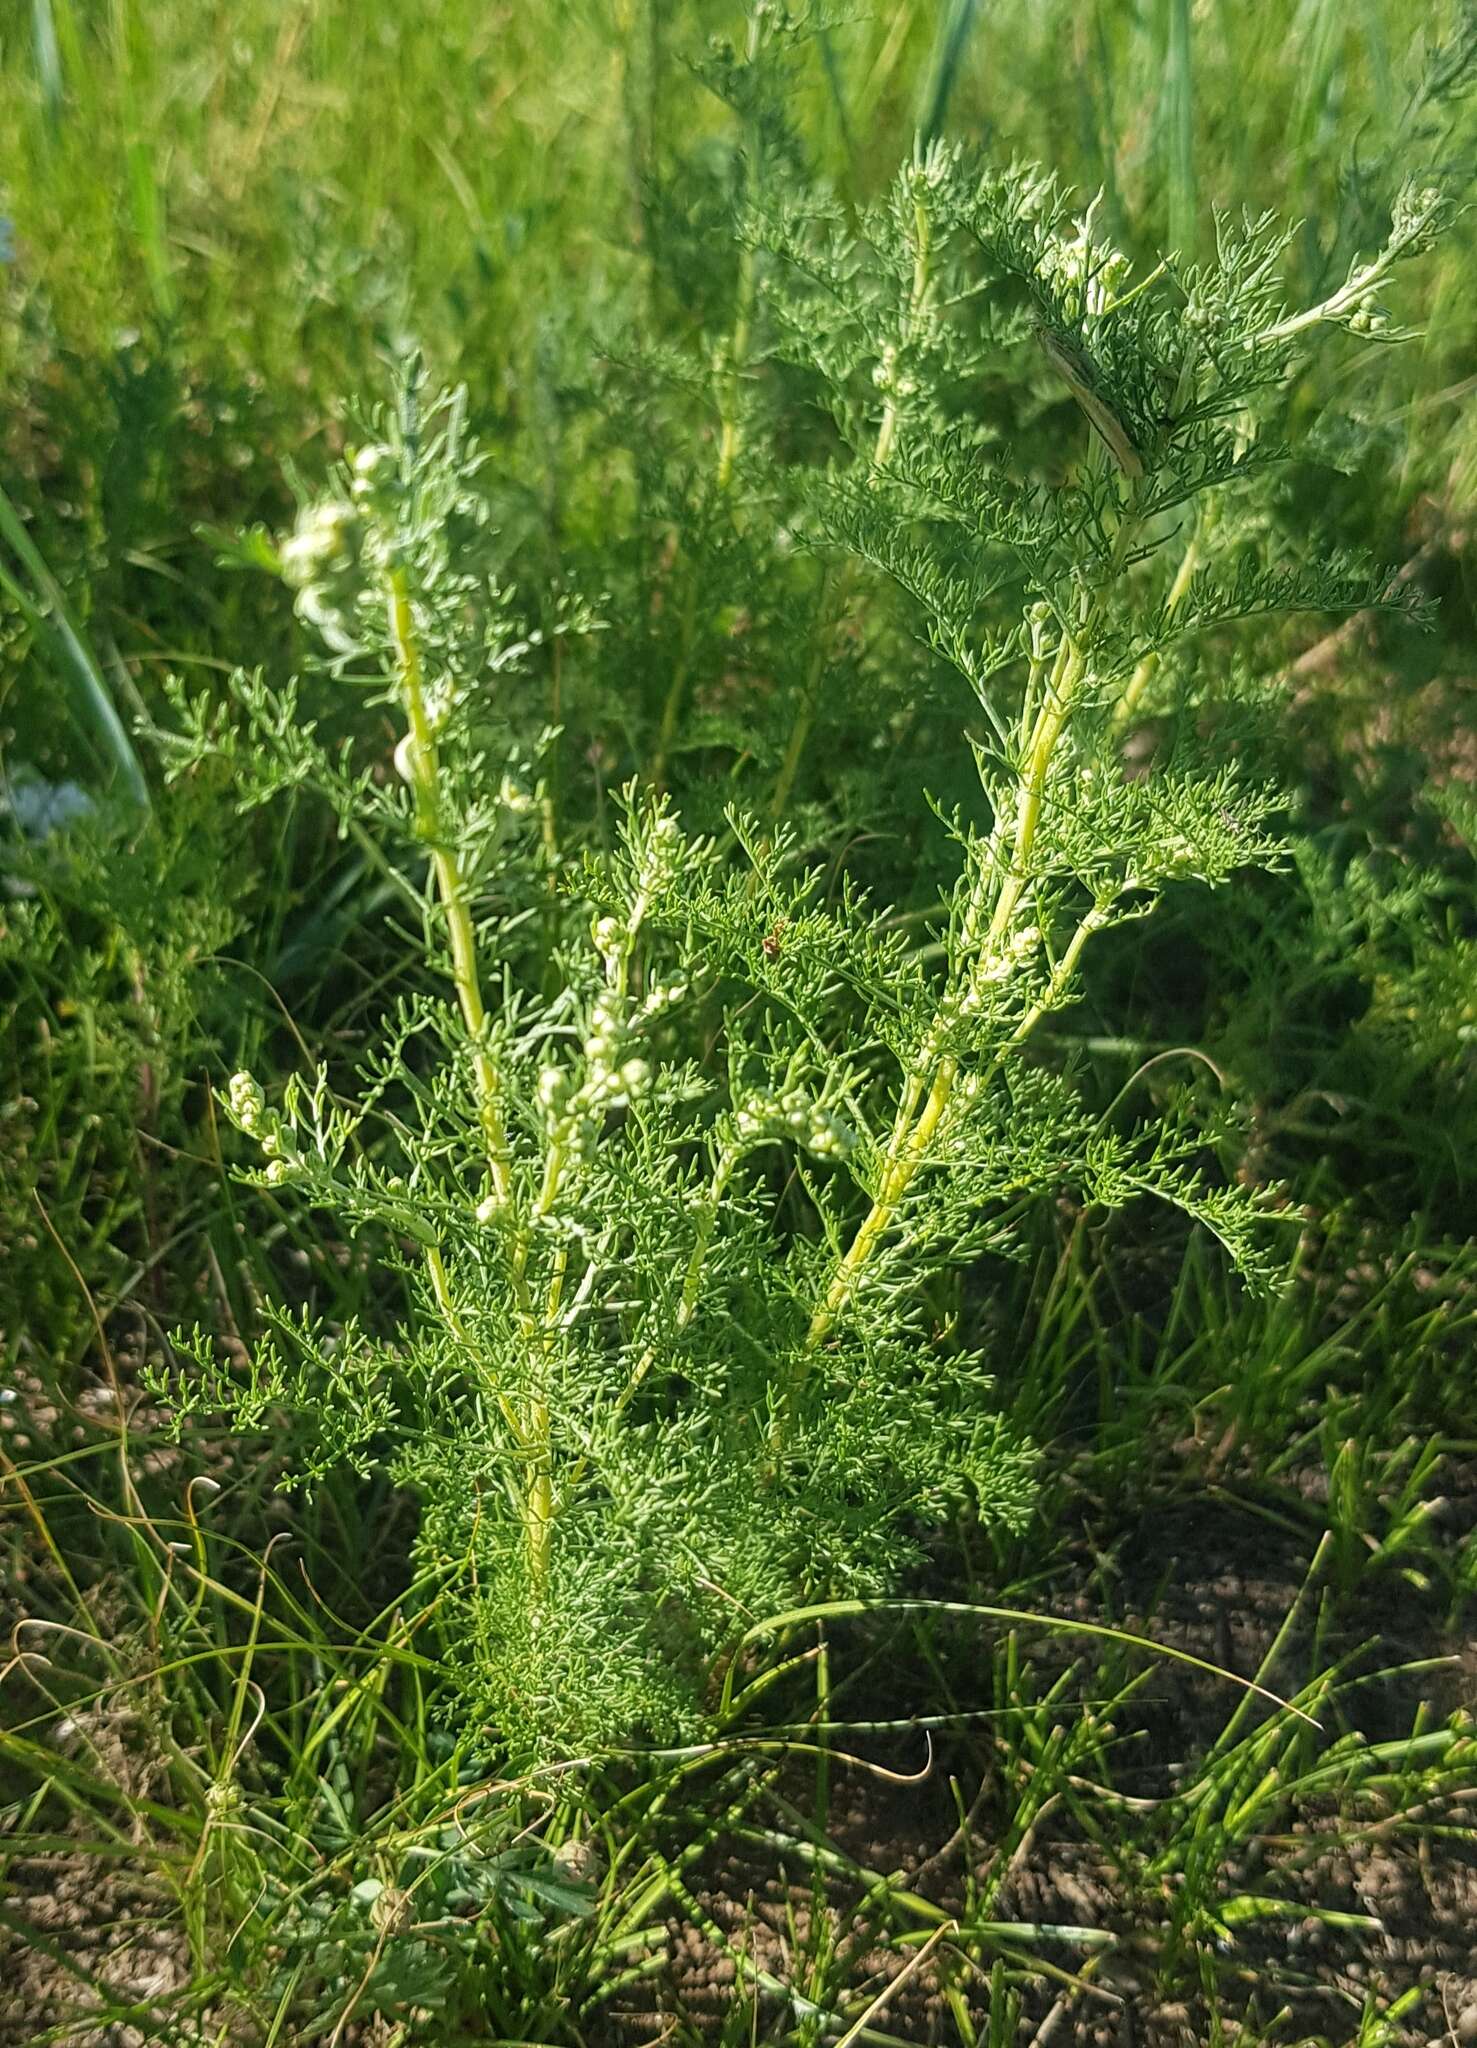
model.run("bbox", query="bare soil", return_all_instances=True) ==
[613,1478,1477,2047]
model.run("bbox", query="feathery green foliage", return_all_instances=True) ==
[146,114,1445,1757]
[4,6,1476,2040]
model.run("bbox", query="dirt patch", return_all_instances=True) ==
[617,1481,1477,2046]
[0,1860,192,2048]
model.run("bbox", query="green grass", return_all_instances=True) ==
[3,1,1476,2042]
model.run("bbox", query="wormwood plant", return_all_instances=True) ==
[153,137,1443,1759]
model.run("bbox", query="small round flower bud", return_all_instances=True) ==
[227,1071,267,1136]
[280,500,360,588]
[205,1779,242,1820]
[808,1110,855,1160]
[552,1838,605,1885]
[350,442,400,511]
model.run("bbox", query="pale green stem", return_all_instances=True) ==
[801,494,1142,1359]
[871,185,932,473]
[1115,521,1201,729]
[650,538,702,796]
[713,5,765,492]
[1253,218,1429,349]
[1009,898,1114,1046]
[387,567,555,1587]
[802,646,1083,1353]
[388,569,512,1211]
[768,576,834,824]
[715,245,757,497]
[561,1152,732,1505]
[611,1153,732,1420]
[649,12,763,792]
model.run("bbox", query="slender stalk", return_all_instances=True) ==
[1115,516,1201,728]
[800,494,1140,1360]
[1252,227,1420,349]
[609,1153,733,1423]
[713,4,765,494]
[387,568,512,1211]
[649,9,763,792]
[873,181,932,471]
[386,567,558,1588]
[650,571,700,796]
[0,480,151,812]
[715,245,756,497]
[1009,898,1114,1046]
[767,574,834,824]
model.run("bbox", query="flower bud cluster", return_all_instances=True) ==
[530,990,660,1175]
[1390,182,1445,255]
[635,812,685,901]
[1042,206,1130,317]
[225,1070,301,1186]
[730,1083,855,1162]
[592,914,626,977]
[277,444,406,653]
[955,923,1042,1021]
[279,499,367,648]
[1347,291,1390,338]
[349,441,403,518]
[907,142,955,199]
[873,343,919,403]
[1025,598,1056,666]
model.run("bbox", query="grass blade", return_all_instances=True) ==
[31,0,64,120]
[919,0,981,145]
[0,481,151,811]
[1163,0,1195,260]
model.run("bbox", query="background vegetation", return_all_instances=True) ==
[2,2,1474,2043]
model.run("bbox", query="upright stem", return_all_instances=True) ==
[715,246,756,497]
[650,572,700,797]
[872,184,932,473]
[802,645,1082,1353]
[388,569,513,1212]
[768,573,834,824]
[1115,517,1201,729]
[649,10,763,792]
[800,495,1140,1361]
[386,567,552,1588]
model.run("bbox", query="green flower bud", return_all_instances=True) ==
[350,442,401,514]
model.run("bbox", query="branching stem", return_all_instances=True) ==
[800,499,1139,1361]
